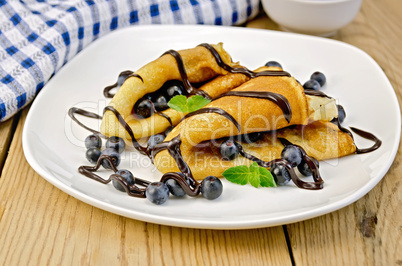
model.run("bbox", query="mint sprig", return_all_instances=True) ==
[222,162,276,188]
[168,95,211,113]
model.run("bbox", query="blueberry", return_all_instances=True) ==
[86,148,101,164]
[100,148,121,169]
[147,134,165,149]
[134,99,153,118]
[201,176,223,200]
[85,134,102,149]
[165,80,186,98]
[298,157,319,176]
[220,139,239,161]
[270,164,291,186]
[265,61,282,69]
[155,95,168,111]
[113,169,135,192]
[240,132,262,143]
[145,182,170,205]
[310,71,326,87]
[106,136,125,153]
[303,79,321,91]
[281,145,303,167]
[165,178,187,197]
[337,104,346,124]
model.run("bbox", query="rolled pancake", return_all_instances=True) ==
[100,43,249,140]
[154,121,356,180]
[165,73,338,147]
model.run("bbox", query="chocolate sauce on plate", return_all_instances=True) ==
[331,118,382,154]
[79,155,151,198]
[70,43,382,199]
[68,107,105,138]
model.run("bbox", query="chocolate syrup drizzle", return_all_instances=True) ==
[105,105,243,195]
[103,106,149,156]
[332,118,382,154]
[103,70,143,98]
[70,98,381,197]
[303,89,330,98]
[79,155,151,198]
[162,49,212,100]
[72,103,323,194]
[198,43,291,79]
[215,91,292,123]
[161,44,292,101]
[103,43,292,119]
[350,127,382,154]
[181,107,241,132]
[68,107,106,138]
[70,43,382,199]
[75,105,204,197]
[143,99,173,126]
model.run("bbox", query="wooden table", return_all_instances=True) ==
[1,0,401,264]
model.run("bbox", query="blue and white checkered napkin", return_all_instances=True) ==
[0,0,259,122]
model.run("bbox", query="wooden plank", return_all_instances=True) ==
[285,0,402,265]
[0,114,17,172]
[0,108,292,265]
[249,0,402,264]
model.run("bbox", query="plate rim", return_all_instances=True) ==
[22,24,401,229]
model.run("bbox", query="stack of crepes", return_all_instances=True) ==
[100,43,357,180]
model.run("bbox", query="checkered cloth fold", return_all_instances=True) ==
[0,0,260,122]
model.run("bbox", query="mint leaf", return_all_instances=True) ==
[248,162,261,188]
[259,166,276,187]
[222,165,249,185]
[222,162,276,188]
[187,95,211,113]
[167,95,188,113]
[168,95,211,113]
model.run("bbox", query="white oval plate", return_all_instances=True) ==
[23,25,400,229]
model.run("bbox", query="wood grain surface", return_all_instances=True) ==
[0,114,17,172]
[1,0,401,265]
[246,1,402,265]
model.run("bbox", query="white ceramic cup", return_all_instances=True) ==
[261,0,363,37]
